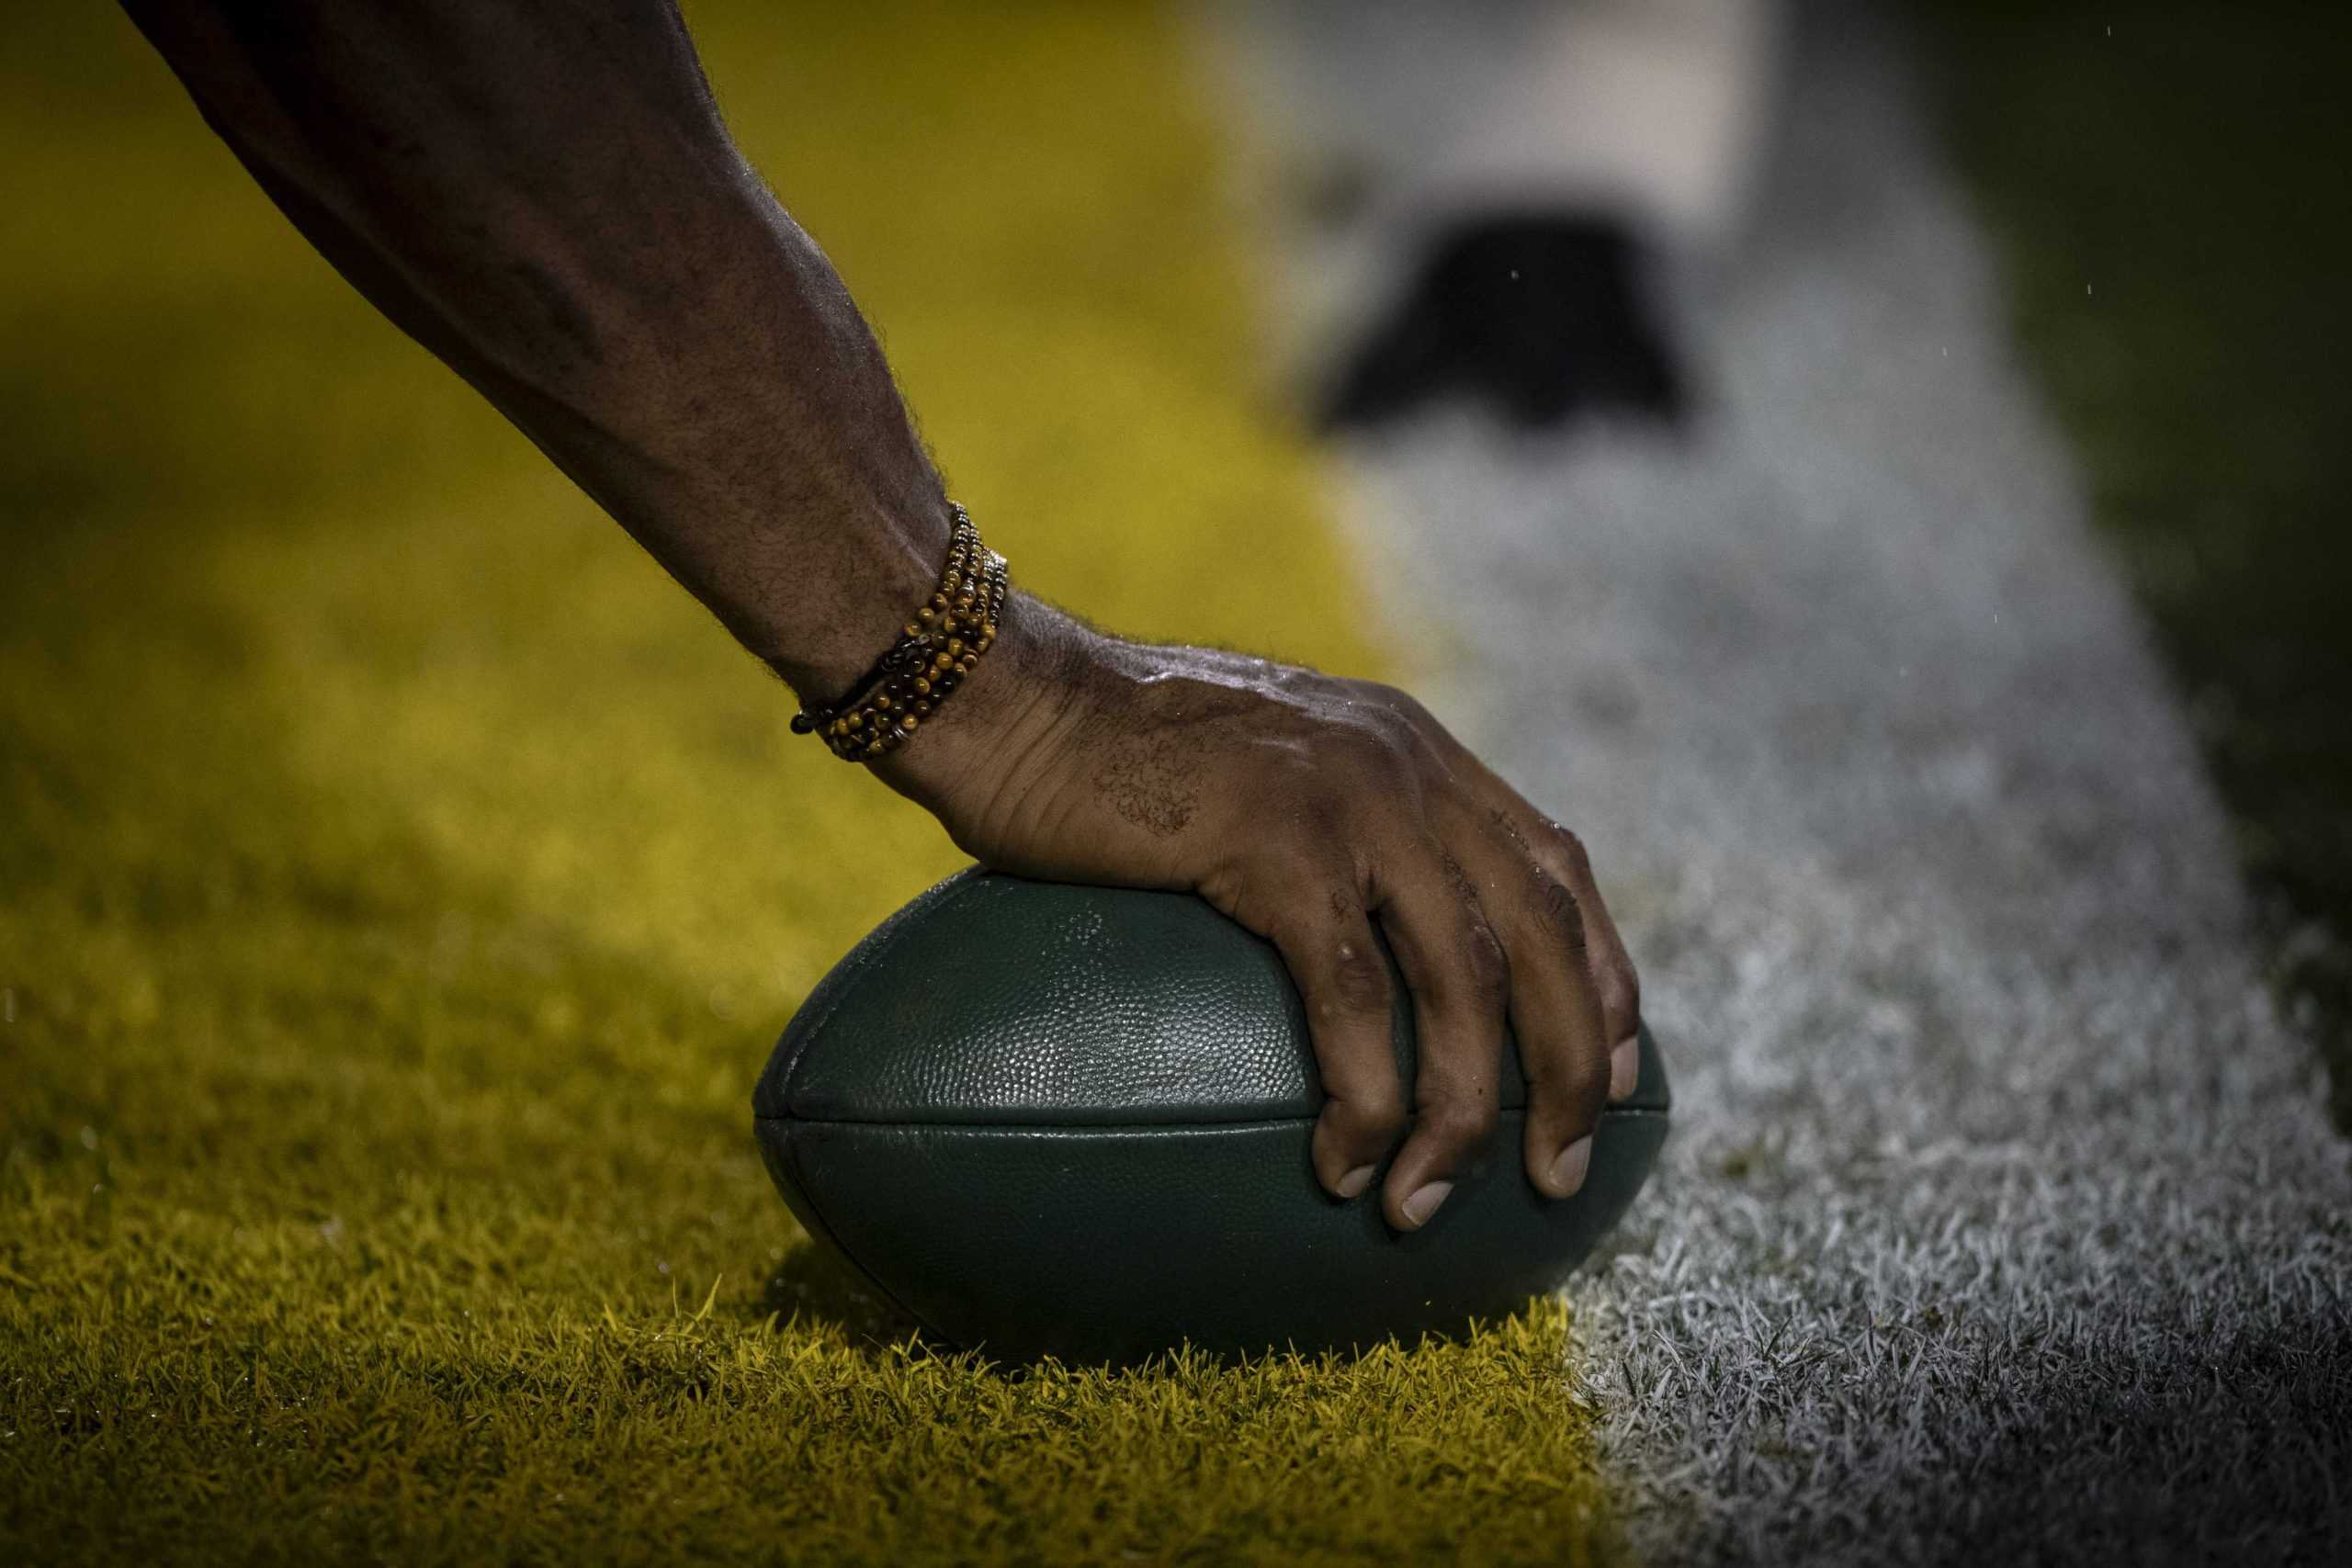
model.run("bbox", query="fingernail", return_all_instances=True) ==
[1335,1165,1376,1200]
[1400,1181,1453,1228]
[1548,1136,1593,1197]
[1608,1037,1641,1101]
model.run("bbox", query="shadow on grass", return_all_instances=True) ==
[751,1235,1585,1378]
[757,1239,932,1348]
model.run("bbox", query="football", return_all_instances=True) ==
[753,868,1670,1363]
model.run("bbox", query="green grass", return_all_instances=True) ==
[0,4,1609,1562]
[1913,0,2352,1122]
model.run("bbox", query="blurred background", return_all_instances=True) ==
[1917,0,2352,1122]
[5,0,2347,1562]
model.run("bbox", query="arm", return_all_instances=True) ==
[124,0,1642,1232]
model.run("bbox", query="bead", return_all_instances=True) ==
[792,501,1003,763]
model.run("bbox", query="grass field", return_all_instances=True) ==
[0,5,1611,1562]
[1916,0,2352,1122]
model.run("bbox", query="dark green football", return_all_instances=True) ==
[752,868,1669,1364]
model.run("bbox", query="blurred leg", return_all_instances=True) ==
[1238,0,1781,432]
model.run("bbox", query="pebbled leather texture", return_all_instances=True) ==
[753,868,1672,1362]
[756,867,1669,1125]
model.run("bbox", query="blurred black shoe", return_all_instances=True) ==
[1319,213,1687,433]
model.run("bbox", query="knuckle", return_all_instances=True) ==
[1522,864,1587,949]
[1419,1091,1500,1148]
[1337,1086,1409,1145]
[1546,820,1595,879]
[1381,689,1441,737]
[1574,1045,1611,1105]
[1527,1040,1608,1111]
[1459,917,1510,1005]
[1325,931,1395,1017]
[1347,678,1414,716]
[1605,951,1642,1017]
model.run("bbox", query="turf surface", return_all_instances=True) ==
[1914,0,2352,1125]
[1233,5,2352,1558]
[0,5,1611,1562]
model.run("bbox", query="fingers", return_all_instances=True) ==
[1368,845,1510,1231]
[1431,737,1644,1090]
[1445,804,1614,1199]
[1251,802,1637,1226]
[1522,817,1643,1096]
[1202,682,1641,1232]
[1261,886,1410,1202]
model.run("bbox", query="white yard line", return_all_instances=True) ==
[1218,4,2352,1560]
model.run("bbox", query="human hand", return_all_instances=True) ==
[876,596,1643,1233]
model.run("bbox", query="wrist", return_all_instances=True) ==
[761,494,955,705]
[868,590,1100,836]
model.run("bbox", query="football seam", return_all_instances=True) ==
[764,1115,945,1343]
[770,867,990,1110]
[756,1108,1671,1134]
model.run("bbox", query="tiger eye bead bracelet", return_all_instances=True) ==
[789,502,1009,762]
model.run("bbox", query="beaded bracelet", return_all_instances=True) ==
[789,502,1009,762]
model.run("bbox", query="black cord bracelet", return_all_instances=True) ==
[789,502,1008,762]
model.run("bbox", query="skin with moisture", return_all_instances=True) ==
[123,0,1642,1234]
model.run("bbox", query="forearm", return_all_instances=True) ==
[123,0,946,700]
[121,2,1648,1234]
